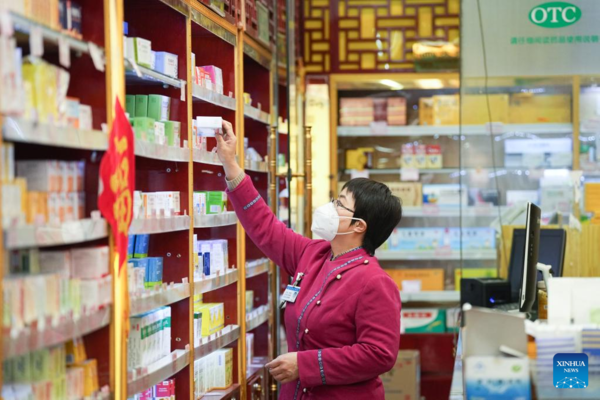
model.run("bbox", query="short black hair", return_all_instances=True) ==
[342,178,402,256]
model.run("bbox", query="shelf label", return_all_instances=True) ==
[422,204,440,215]
[350,169,369,179]
[88,42,105,72]
[30,27,44,57]
[58,36,70,68]
[180,80,186,101]
[370,121,388,135]
[402,280,422,293]
[484,122,505,135]
[401,168,419,181]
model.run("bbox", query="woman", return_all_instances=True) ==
[216,121,402,400]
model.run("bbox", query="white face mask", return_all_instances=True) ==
[311,202,364,241]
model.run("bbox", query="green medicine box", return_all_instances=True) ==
[147,94,170,121]
[126,95,136,116]
[135,95,148,117]
[402,308,446,333]
[162,120,181,147]
[130,117,155,142]
[196,191,227,215]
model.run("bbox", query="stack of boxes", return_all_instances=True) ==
[4,246,111,331]
[123,29,178,79]
[2,338,101,400]
[134,379,176,400]
[126,94,181,148]
[127,235,164,297]
[132,190,181,219]
[128,307,172,371]
[193,191,227,216]
[190,53,224,95]
[192,237,228,280]
[339,97,407,126]
[401,144,443,169]
[194,348,233,398]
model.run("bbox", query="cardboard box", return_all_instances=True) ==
[419,97,434,126]
[400,144,415,169]
[432,94,459,126]
[426,145,443,169]
[387,98,407,126]
[381,350,420,400]
[340,98,373,126]
[585,182,600,213]
[385,268,444,291]
[461,94,509,125]
[387,182,423,207]
[423,184,467,206]
[402,308,446,333]
[509,93,571,123]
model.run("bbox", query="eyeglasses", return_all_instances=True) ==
[331,198,355,214]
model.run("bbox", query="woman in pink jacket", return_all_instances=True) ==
[216,121,402,400]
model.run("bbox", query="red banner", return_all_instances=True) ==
[98,99,135,270]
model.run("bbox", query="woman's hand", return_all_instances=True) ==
[216,120,243,180]
[266,352,299,384]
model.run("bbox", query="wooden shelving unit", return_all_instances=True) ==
[0,0,286,398]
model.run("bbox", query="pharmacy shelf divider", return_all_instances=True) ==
[194,325,240,360]
[125,59,183,88]
[192,148,223,166]
[376,249,498,261]
[337,122,573,137]
[129,215,192,235]
[134,139,190,162]
[126,348,190,397]
[193,211,238,228]
[194,269,239,294]
[399,291,461,303]
[245,305,270,332]
[243,104,271,124]
[2,117,108,151]
[245,259,270,278]
[192,84,237,110]
[5,218,108,250]
[3,306,111,359]
[130,283,191,316]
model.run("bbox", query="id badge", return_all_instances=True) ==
[281,285,300,303]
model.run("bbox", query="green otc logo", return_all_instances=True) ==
[529,2,582,28]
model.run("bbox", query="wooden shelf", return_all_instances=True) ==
[246,258,270,278]
[246,356,268,379]
[192,84,236,111]
[5,218,108,250]
[130,283,190,316]
[245,305,269,332]
[134,139,190,162]
[376,249,497,261]
[337,123,573,137]
[2,117,108,150]
[127,349,190,396]
[129,215,191,235]
[194,325,240,361]
[194,269,238,294]
[6,11,100,55]
[203,383,241,399]
[193,212,238,228]
[3,307,111,359]
[244,104,271,124]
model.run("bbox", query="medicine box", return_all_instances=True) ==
[147,95,170,122]
[387,183,423,207]
[128,37,152,69]
[162,120,181,147]
[70,247,109,279]
[125,94,136,116]
[385,268,444,291]
[401,308,446,333]
[196,116,222,137]
[134,234,150,258]
[212,348,233,389]
[154,52,178,79]
[465,356,531,400]
[422,184,467,206]
[134,95,149,117]
[196,191,227,215]
[246,290,254,313]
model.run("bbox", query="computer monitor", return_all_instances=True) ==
[508,228,567,302]
[518,202,541,313]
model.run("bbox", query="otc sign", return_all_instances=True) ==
[462,0,600,77]
[529,2,582,27]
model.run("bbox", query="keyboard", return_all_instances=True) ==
[493,302,520,312]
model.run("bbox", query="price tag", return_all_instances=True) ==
[88,42,105,72]
[30,27,44,57]
[402,280,422,293]
[401,168,419,181]
[370,121,388,135]
[58,36,70,68]
[180,80,186,101]
[350,169,369,179]
[485,122,504,135]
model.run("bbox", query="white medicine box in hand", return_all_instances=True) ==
[195,117,222,137]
